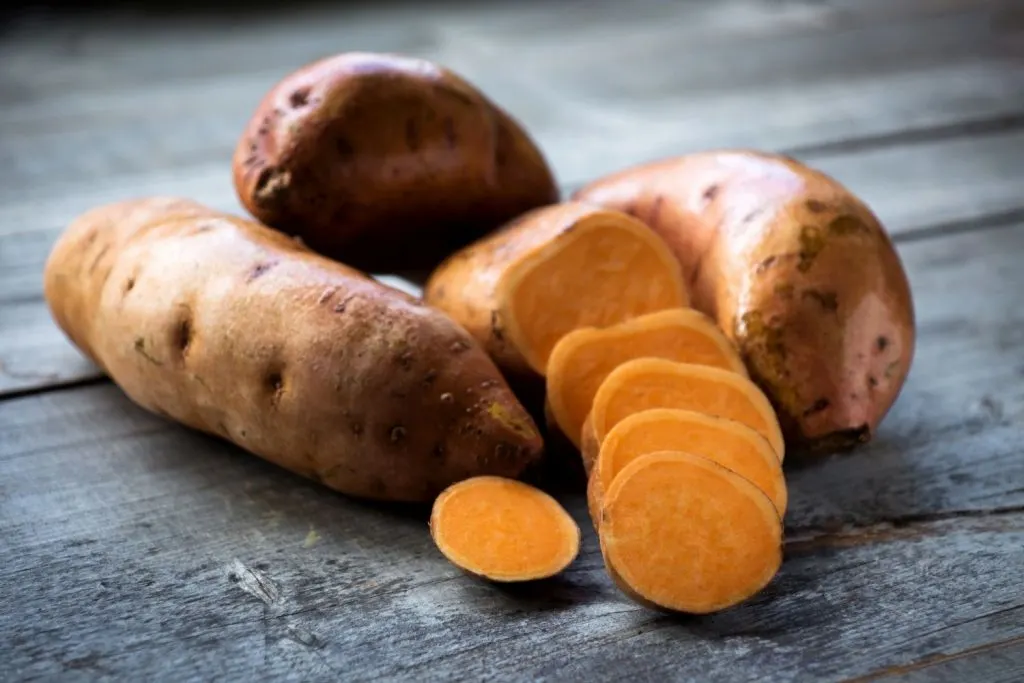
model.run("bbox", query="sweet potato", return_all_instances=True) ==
[430,476,580,581]
[424,201,689,379]
[42,198,543,503]
[574,151,915,452]
[585,409,787,527]
[546,308,746,448]
[599,451,783,614]
[590,358,785,460]
[233,52,558,271]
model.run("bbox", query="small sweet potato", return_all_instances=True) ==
[424,201,689,380]
[575,151,915,452]
[43,198,544,503]
[233,52,559,271]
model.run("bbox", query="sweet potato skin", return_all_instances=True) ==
[42,198,543,502]
[575,151,915,452]
[233,52,558,271]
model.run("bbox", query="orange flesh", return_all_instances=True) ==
[501,221,687,374]
[546,308,747,447]
[596,409,787,516]
[430,476,581,582]
[601,451,783,613]
[591,358,785,460]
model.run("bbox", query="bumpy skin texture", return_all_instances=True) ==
[43,198,544,503]
[575,151,915,453]
[233,52,559,271]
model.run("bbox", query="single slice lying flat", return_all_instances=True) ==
[600,451,783,614]
[430,476,581,582]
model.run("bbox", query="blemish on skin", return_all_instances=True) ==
[289,87,311,108]
[335,137,355,159]
[432,443,446,460]
[317,287,338,305]
[802,289,839,312]
[798,225,825,273]
[755,255,779,274]
[702,184,720,203]
[440,392,454,403]
[253,167,291,204]
[423,369,438,385]
[174,316,193,354]
[133,338,163,366]
[350,421,364,437]
[876,335,889,352]
[123,277,136,294]
[802,398,831,417]
[805,199,827,213]
[828,215,868,235]
[479,379,498,389]
[868,376,879,388]
[247,260,279,282]
[449,340,470,354]
[389,426,407,443]
[334,295,356,313]
[774,282,795,299]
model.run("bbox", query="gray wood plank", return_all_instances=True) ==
[3,130,1023,396]
[0,0,1019,198]
[1,383,1022,681]
[855,637,1024,682]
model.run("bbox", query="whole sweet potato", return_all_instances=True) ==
[43,198,543,502]
[233,52,559,271]
[575,151,915,453]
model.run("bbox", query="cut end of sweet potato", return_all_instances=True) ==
[430,476,581,582]
[596,408,787,517]
[546,307,747,447]
[600,451,783,614]
[498,211,688,374]
[591,358,785,461]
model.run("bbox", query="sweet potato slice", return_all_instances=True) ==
[585,409,787,526]
[425,201,688,378]
[590,358,785,460]
[600,451,783,614]
[430,476,581,582]
[546,308,747,447]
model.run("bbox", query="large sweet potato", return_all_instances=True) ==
[43,198,543,502]
[575,151,915,452]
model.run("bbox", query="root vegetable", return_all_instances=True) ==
[233,52,558,271]
[600,451,783,614]
[43,198,543,503]
[546,308,747,447]
[424,201,688,378]
[575,151,915,452]
[430,476,581,581]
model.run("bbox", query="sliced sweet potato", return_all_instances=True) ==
[590,358,785,460]
[424,201,688,378]
[600,451,783,614]
[585,408,787,526]
[546,308,747,447]
[430,476,581,582]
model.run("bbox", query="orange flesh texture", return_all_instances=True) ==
[500,218,688,375]
[596,409,787,516]
[430,476,581,582]
[601,451,783,613]
[546,308,747,447]
[592,358,785,461]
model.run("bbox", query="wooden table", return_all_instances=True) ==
[2,1,1023,680]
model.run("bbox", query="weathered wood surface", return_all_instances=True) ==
[2,0,1023,681]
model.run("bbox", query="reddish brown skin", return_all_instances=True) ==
[575,151,915,453]
[233,52,559,271]
[43,198,544,503]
